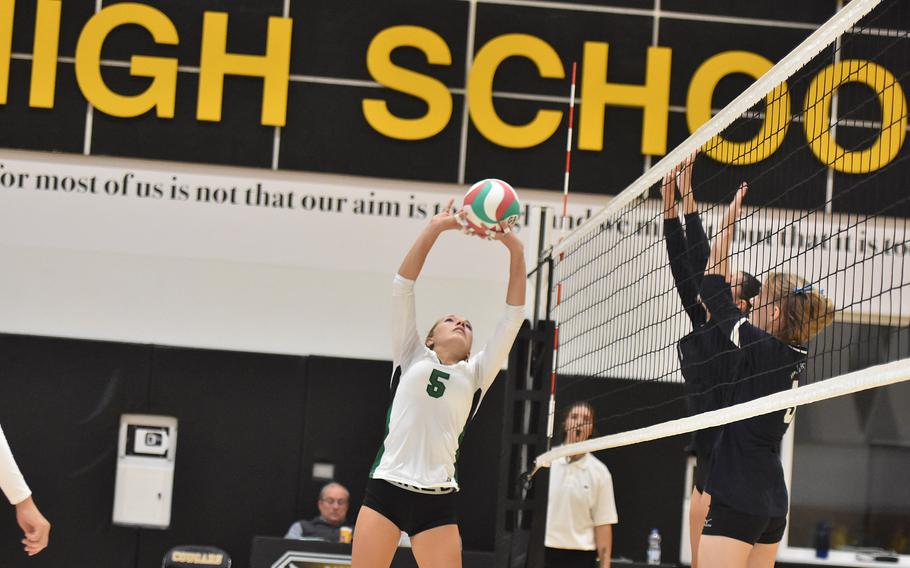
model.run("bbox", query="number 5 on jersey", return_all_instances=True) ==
[426,369,450,398]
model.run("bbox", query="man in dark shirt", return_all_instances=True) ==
[285,482,350,541]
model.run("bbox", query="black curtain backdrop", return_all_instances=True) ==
[0,331,696,567]
[555,376,690,564]
[0,334,514,568]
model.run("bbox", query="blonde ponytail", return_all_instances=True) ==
[764,272,835,345]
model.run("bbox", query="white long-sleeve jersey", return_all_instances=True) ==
[0,423,31,505]
[369,274,525,490]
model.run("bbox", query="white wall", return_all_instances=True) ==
[0,148,604,359]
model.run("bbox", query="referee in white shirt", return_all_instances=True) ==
[545,402,618,568]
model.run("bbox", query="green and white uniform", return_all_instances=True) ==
[0,423,31,505]
[370,274,524,491]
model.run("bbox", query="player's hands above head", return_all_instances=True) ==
[676,151,697,199]
[661,168,677,218]
[722,182,748,230]
[428,199,463,233]
[15,496,50,556]
[487,221,523,250]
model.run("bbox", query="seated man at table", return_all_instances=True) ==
[285,482,350,542]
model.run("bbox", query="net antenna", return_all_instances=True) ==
[542,61,580,461]
[535,0,910,472]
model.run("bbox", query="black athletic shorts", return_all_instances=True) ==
[363,478,457,536]
[701,498,786,545]
[544,547,598,568]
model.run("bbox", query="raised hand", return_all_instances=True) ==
[428,199,463,233]
[486,220,523,251]
[661,167,678,219]
[706,181,748,278]
[677,152,698,215]
[722,182,748,232]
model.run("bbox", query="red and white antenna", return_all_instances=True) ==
[547,61,577,449]
[559,61,578,240]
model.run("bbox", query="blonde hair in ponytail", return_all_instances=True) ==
[764,272,835,345]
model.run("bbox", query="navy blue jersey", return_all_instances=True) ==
[665,215,728,467]
[677,321,737,455]
[664,214,710,328]
[701,275,807,517]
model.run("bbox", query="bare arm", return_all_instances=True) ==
[500,231,526,306]
[706,182,747,278]
[595,524,613,568]
[0,424,30,507]
[678,153,697,216]
[661,167,678,220]
[398,199,461,280]
[1,425,50,556]
[393,200,462,368]
[663,159,704,326]
[473,226,526,390]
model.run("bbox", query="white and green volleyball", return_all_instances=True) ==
[462,179,520,237]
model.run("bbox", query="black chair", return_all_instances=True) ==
[162,545,232,568]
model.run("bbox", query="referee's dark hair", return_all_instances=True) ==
[559,401,597,443]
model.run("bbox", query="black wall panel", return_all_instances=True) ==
[0,333,151,568]
[294,356,390,536]
[289,0,469,83]
[135,346,307,568]
[279,84,465,182]
[556,375,689,564]
[91,71,276,167]
[0,61,86,153]
[98,0,286,67]
[0,338,511,567]
[3,0,905,207]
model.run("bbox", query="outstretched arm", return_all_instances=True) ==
[662,158,704,327]
[706,182,747,280]
[703,183,750,345]
[676,153,710,276]
[475,226,526,391]
[398,199,461,280]
[499,229,526,307]
[393,200,463,368]
[678,153,698,216]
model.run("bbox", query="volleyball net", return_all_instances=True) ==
[535,0,909,469]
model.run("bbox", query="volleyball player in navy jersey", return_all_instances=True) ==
[661,157,760,568]
[698,184,833,568]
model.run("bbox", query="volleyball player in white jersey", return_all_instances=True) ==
[1,423,51,556]
[351,200,526,568]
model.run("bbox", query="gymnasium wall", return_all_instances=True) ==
[556,376,690,564]
[0,330,698,568]
[0,0,907,359]
[0,333,507,568]
[1,1,908,567]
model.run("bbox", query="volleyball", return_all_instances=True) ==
[461,178,521,237]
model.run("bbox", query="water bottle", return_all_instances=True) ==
[647,528,662,565]
[814,521,831,559]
